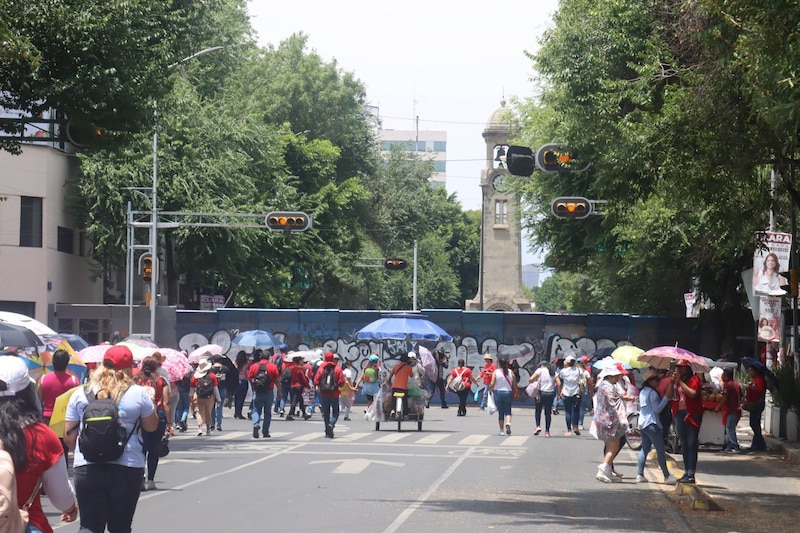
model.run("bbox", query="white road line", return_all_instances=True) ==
[337,432,372,442]
[458,434,490,446]
[208,430,248,441]
[382,447,476,533]
[374,433,411,443]
[500,436,529,446]
[292,432,326,442]
[414,433,450,445]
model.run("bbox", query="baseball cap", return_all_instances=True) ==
[564,354,576,363]
[104,345,133,370]
[324,351,335,362]
[0,356,34,396]
[676,360,691,367]
[279,343,289,351]
[407,351,417,359]
[369,354,379,362]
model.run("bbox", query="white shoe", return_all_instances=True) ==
[145,480,157,491]
[635,475,647,483]
[664,475,677,485]
[596,468,613,483]
[498,430,506,436]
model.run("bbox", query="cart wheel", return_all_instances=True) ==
[397,417,402,432]
[375,421,380,431]
[418,420,423,431]
[626,412,642,451]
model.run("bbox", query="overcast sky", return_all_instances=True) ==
[247,0,560,266]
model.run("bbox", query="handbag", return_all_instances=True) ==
[158,435,170,458]
[525,380,540,401]
[487,391,497,415]
[683,413,701,430]
[741,400,755,412]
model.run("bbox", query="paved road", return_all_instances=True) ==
[44,406,798,532]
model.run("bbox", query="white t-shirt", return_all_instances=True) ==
[534,367,556,393]
[559,365,583,397]
[66,384,156,468]
[493,368,514,392]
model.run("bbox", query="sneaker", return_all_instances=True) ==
[731,448,742,454]
[578,425,585,431]
[145,480,157,491]
[263,433,271,438]
[498,430,506,436]
[285,415,295,421]
[534,427,542,435]
[664,475,677,485]
[216,426,222,432]
[545,431,551,437]
[326,424,334,439]
[505,424,511,435]
[253,426,260,439]
[197,431,204,436]
[596,469,613,483]
[477,407,485,412]
[207,426,213,433]
[573,428,581,435]
[677,474,695,483]
[635,475,648,483]
[565,430,574,436]
[343,416,350,421]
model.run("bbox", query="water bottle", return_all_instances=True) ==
[117,405,128,445]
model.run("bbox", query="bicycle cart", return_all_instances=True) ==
[373,387,424,432]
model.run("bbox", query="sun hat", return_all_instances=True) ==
[104,345,133,370]
[597,365,624,379]
[483,353,493,360]
[369,354,379,363]
[194,359,212,378]
[0,355,34,396]
[642,369,660,384]
[292,353,305,361]
[284,353,293,362]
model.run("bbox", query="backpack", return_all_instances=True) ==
[363,366,378,383]
[280,365,292,386]
[134,374,164,408]
[252,363,272,393]
[319,364,337,393]
[578,372,588,395]
[450,369,466,392]
[79,387,138,463]
[195,374,214,399]
[212,365,227,386]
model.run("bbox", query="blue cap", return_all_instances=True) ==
[279,343,289,351]
[369,354,379,362]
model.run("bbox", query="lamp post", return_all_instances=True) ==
[149,46,223,342]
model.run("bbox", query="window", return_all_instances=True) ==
[57,226,74,254]
[434,161,446,172]
[494,200,508,225]
[19,196,42,247]
[433,141,446,152]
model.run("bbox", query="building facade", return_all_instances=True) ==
[379,128,447,188]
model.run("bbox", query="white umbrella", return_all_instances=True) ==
[0,311,56,336]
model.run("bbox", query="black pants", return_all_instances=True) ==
[457,389,469,414]
[74,463,144,533]
[288,386,305,416]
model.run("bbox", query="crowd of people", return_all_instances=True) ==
[0,341,776,532]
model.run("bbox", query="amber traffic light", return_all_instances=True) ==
[536,143,591,173]
[384,258,408,271]
[265,211,313,231]
[141,254,154,284]
[551,197,592,219]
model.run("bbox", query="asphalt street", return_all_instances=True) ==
[44,405,799,532]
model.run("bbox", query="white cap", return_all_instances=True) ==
[407,351,417,359]
[0,356,33,397]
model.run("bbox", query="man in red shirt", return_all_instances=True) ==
[478,353,496,411]
[247,352,280,438]
[314,352,345,438]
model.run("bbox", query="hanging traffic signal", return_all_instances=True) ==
[384,258,408,271]
[536,143,591,173]
[505,146,535,177]
[140,254,154,284]
[551,197,592,219]
[265,211,313,231]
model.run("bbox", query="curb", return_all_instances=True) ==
[767,438,800,464]
[676,482,722,511]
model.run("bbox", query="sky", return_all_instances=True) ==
[246,0,561,268]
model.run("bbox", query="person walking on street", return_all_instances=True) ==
[247,351,280,438]
[446,358,477,416]
[190,359,221,436]
[429,349,450,409]
[529,361,557,437]
[744,363,768,452]
[672,360,703,483]
[356,354,381,415]
[478,353,496,411]
[233,351,251,419]
[635,370,676,484]
[489,358,519,436]
[556,354,583,435]
[134,356,172,491]
[315,352,346,438]
[286,354,311,420]
[715,368,742,453]
[340,360,357,421]
[592,365,628,483]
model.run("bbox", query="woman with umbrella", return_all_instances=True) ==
[672,360,704,483]
[743,362,768,452]
[592,365,629,483]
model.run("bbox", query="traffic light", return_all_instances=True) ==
[505,146,535,177]
[551,197,592,219]
[384,258,408,271]
[141,254,153,284]
[536,143,591,173]
[265,211,313,232]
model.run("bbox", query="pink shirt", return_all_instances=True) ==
[38,371,80,417]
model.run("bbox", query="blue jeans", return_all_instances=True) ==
[535,392,555,431]
[251,389,275,435]
[563,395,581,431]
[749,401,766,450]
[675,410,701,475]
[234,378,249,417]
[174,391,190,426]
[74,464,144,533]
[494,390,512,420]
[141,408,167,481]
[480,385,490,409]
[579,392,592,427]
[213,387,228,428]
[320,395,340,429]
[638,423,670,477]
[725,411,740,451]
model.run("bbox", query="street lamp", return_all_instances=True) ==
[148,46,223,342]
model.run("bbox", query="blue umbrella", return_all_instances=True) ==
[741,357,778,391]
[355,313,453,343]
[592,356,632,371]
[231,330,280,349]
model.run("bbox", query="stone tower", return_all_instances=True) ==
[466,101,531,312]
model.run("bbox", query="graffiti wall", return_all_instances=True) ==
[173,308,700,403]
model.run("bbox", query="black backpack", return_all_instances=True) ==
[79,387,138,463]
[252,362,272,393]
[319,364,337,393]
[280,365,292,386]
[196,374,214,399]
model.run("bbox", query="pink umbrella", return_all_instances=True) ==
[637,346,710,374]
[143,347,191,382]
[122,338,159,349]
[417,346,438,382]
[188,344,223,364]
[77,344,115,364]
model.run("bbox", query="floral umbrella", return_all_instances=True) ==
[142,347,191,382]
[76,344,115,364]
[188,343,223,364]
[637,346,710,374]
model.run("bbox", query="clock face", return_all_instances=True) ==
[492,174,507,193]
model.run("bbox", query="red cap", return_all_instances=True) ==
[614,362,629,374]
[676,360,691,368]
[104,345,133,370]
[324,351,335,362]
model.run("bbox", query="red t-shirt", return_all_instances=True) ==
[451,367,474,387]
[672,374,704,416]
[314,362,345,397]
[721,379,742,424]
[247,361,280,389]
[389,362,414,390]
[18,423,65,533]
[38,371,80,418]
[480,364,496,385]
[290,364,310,388]
[135,373,166,409]
[746,375,767,403]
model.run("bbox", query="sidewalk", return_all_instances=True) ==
[651,413,800,532]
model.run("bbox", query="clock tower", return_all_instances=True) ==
[466,100,531,312]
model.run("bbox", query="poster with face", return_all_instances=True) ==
[753,232,792,296]
[757,296,781,343]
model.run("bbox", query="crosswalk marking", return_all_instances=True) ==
[414,434,450,445]
[374,433,411,444]
[209,430,248,441]
[500,436,529,446]
[292,432,326,442]
[337,432,372,442]
[458,435,490,446]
